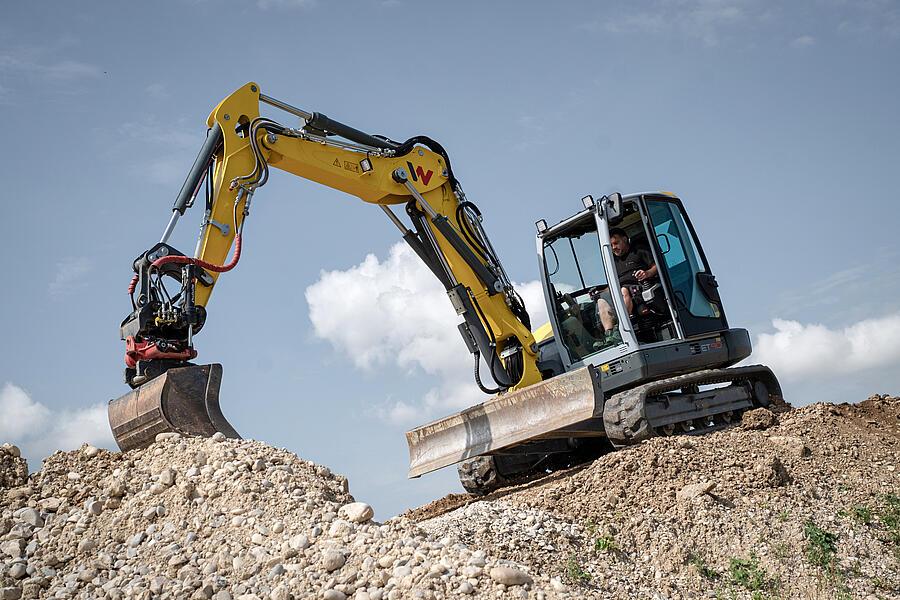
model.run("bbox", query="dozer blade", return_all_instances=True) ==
[108,363,240,452]
[406,366,603,478]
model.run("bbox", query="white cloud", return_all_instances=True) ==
[145,82,170,100]
[0,52,102,83]
[585,0,761,46]
[0,383,50,440]
[305,242,546,425]
[791,34,816,47]
[0,383,115,470]
[49,256,93,297]
[117,120,200,148]
[751,312,900,380]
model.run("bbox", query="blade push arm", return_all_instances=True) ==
[122,82,541,393]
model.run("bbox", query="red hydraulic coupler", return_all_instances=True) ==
[124,336,197,368]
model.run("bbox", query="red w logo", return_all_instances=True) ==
[415,165,433,185]
[407,161,434,185]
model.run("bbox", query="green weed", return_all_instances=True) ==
[728,556,768,591]
[594,534,618,554]
[565,554,590,583]
[688,553,720,580]
[852,504,873,525]
[803,520,838,568]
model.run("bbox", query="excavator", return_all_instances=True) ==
[109,83,782,494]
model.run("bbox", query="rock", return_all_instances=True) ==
[159,468,176,486]
[741,408,777,430]
[155,432,182,443]
[1,443,21,458]
[339,502,374,524]
[676,481,716,503]
[17,508,42,527]
[489,566,533,586]
[8,563,27,579]
[0,588,22,600]
[323,590,347,600]
[86,500,103,516]
[82,445,100,457]
[322,550,346,572]
[458,581,474,594]
[769,435,811,458]
[288,533,310,551]
[1,540,25,559]
[211,432,226,442]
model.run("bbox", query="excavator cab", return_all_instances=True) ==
[540,192,727,371]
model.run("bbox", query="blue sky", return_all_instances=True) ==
[1,0,899,518]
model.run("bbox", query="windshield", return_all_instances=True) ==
[543,221,613,362]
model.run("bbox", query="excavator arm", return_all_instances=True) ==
[112,83,542,451]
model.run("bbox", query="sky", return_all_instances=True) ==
[1,0,899,518]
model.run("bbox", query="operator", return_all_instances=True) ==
[610,227,658,318]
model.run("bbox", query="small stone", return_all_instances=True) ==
[211,432,226,442]
[377,555,393,569]
[77,539,97,553]
[155,432,182,443]
[676,481,716,503]
[323,591,346,600]
[38,497,61,512]
[457,581,474,594]
[67,471,81,480]
[128,532,146,548]
[769,435,811,458]
[8,563,27,579]
[272,520,285,534]
[1,540,25,559]
[489,566,532,586]
[0,587,22,600]
[550,578,566,592]
[322,550,346,572]
[159,468,176,486]
[289,534,309,550]
[213,592,232,600]
[741,408,777,430]
[338,502,374,524]
[87,500,103,516]
[17,508,43,528]
[2,443,21,458]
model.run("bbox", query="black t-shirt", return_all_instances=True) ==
[614,246,655,286]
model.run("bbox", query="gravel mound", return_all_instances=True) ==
[0,446,28,491]
[419,395,900,599]
[0,435,561,599]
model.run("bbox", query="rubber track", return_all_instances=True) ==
[457,456,504,495]
[602,364,781,448]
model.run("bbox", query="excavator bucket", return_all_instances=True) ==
[108,363,240,452]
[406,366,603,478]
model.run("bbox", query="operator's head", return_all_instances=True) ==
[609,227,630,257]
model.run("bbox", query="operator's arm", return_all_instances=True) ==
[635,248,658,282]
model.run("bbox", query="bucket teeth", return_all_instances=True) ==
[107,363,240,452]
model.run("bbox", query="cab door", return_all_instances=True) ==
[641,195,729,338]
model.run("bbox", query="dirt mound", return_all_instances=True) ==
[0,435,562,599]
[419,396,900,599]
